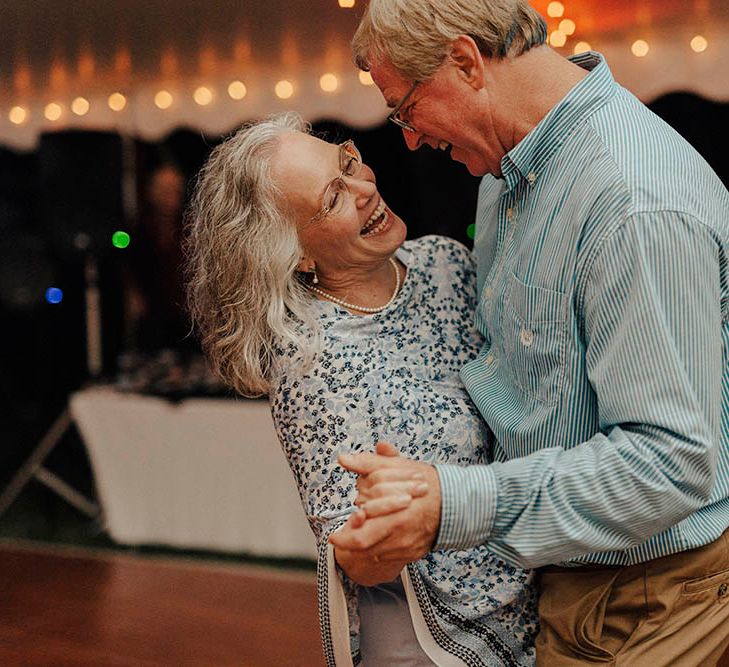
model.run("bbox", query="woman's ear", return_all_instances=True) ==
[296,255,314,274]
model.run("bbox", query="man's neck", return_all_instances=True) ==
[488,46,590,154]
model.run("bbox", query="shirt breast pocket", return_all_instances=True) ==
[503,273,568,406]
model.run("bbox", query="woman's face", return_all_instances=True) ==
[271,131,407,279]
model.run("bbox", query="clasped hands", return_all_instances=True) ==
[329,442,442,581]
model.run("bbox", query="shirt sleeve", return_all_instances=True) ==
[434,211,723,567]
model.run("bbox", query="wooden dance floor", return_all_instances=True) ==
[2,540,727,666]
[0,541,324,666]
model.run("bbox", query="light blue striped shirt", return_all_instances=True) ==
[434,52,729,568]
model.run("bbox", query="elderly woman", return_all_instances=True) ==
[185,113,538,666]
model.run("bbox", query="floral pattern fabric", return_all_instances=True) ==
[271,236,538,666]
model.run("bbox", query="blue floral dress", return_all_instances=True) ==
[270,236,538,666]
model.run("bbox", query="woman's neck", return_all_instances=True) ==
[311,257,406,314]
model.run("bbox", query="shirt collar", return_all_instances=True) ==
[500,52,617,190]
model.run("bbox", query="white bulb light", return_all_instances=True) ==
[275,80,294,99]
[632,40,650,57]
[320,73,339,93]
[228,81,247,100]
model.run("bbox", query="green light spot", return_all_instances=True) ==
[112,231,131,249]
[466,223,476,240]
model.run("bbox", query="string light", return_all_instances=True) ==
[44,102,62,121]
[193,86,213,106]
[13,25,716,131]
[228,80,247,100]
[71,97,90,115]
[154,90,173,109]
[338,0,355,7]
[690,35,708,53]
[632,40,650,57]
[45,287,64,304]
[108,92,127,111]
[549,30,567,48]
[547,2,564,18]
[320,73,339,93]
[275,80,294,99]
[112,231,131,249]
[466,223,476,240]
[8,106,27,125]
[559,19,576,36]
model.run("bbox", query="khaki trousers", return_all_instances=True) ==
[536,529,729,666]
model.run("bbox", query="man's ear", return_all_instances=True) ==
[448,35,486,90]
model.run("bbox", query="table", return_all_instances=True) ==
[70,387,316,559]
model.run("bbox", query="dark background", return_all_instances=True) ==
[0,92,727,508]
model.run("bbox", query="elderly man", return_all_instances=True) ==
[330,0,729,664]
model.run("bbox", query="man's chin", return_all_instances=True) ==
[450,146,489,177]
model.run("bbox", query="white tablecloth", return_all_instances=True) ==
[70,387,316,559]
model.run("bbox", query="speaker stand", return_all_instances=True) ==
[0,255,103,522]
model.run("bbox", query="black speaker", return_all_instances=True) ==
[38,131,125,258]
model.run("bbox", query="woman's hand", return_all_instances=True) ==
[330,445,442,563]
[333,510,409,586]
[351,442,430,515]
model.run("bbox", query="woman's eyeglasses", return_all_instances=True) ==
[308,140,362,224]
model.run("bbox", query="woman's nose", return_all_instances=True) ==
[347,165,377,201]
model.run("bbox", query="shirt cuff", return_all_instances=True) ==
[433,464,498,551]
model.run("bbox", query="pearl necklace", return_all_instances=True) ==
[307,257,401,313]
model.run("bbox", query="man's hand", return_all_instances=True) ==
[329,442,442,563]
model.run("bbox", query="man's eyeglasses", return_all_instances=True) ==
[308,140,362,224]
[387,80,420,133]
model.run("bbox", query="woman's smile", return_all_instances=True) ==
[360,200,391,238]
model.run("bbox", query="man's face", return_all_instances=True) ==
[369,57,502,177]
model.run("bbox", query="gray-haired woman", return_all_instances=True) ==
[185,113,538,666]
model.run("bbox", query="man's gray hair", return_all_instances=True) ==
[353,0,547,82]
[184,112,320,397]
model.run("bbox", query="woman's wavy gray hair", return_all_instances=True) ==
[184,112,320,397]
[352,0,547,82]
